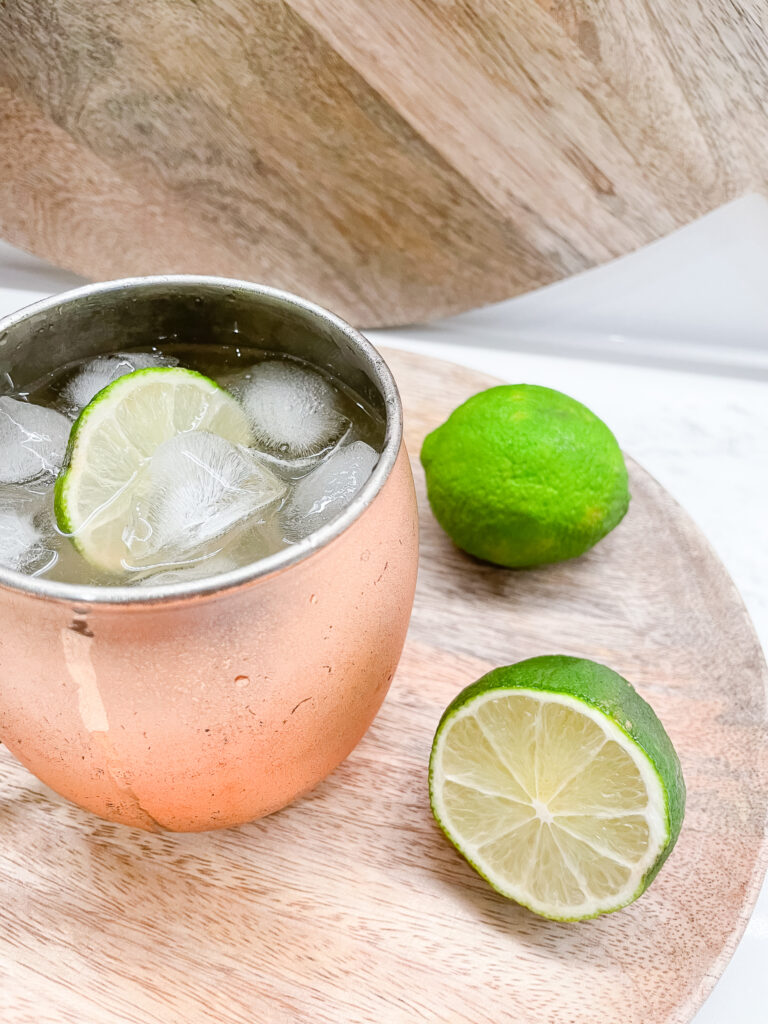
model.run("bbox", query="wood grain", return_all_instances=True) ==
[1,348,766,1024]
[1,1,767,326]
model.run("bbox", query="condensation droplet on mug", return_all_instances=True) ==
[309,593,318,604]
[235,675,250,687]
[360,550,370,562]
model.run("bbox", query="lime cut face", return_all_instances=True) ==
[429,656,685,920]
[55,367,254,573]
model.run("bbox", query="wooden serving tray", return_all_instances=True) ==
[1,348,766,1024]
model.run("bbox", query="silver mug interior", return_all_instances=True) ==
[0,275,403,604]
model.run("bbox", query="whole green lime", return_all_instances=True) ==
[420,385,629,567]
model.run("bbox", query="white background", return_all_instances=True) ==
[1,196,767,1021]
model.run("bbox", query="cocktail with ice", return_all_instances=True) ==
[1,346,384,585]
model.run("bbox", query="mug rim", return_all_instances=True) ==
[0,275,403,607]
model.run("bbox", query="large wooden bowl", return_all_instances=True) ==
[1,1,766,326]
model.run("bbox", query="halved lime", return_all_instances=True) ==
[55,368,253,572]
[429,656,685,920]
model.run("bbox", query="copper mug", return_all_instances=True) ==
[0,277,419,831]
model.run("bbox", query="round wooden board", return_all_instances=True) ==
[2,2,768,326]
[1,348,766,1024]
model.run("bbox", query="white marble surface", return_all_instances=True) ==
[1,199,767,1021]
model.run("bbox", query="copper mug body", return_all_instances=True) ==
[0,278,418,831]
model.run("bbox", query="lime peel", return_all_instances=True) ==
[420,384,630,567]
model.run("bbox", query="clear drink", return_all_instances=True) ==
[0,345,385,586]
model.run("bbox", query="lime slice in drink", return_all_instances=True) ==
[429,655,685,920]
[55,368,253,573]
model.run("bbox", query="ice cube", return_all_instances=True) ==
[124,431,286,563]
[239,360,350,460]
[130,551,240,587]
[60,351,178,415]
[0,509,41,571]
[0,397,71,484]
[0,487,57,574]
[283,441,378,540]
